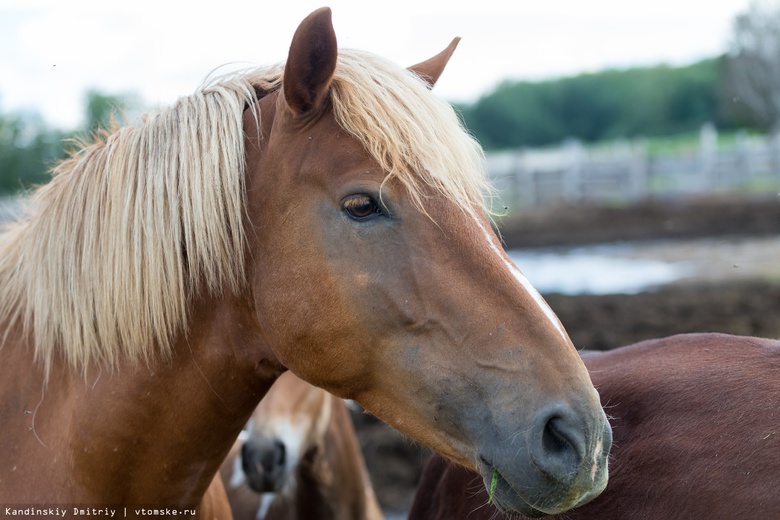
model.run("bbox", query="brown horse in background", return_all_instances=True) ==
[409,333,780,519]
[0,7,610,518]
[220,372,382,520]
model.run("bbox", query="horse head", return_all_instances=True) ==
[241,8,611,516]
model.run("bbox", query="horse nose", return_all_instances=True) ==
[531,403,609,487]
[539,415,583,478]
[241,438,287,493]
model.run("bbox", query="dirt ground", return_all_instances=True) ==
[497,194,780,248]
[353,195,780,516]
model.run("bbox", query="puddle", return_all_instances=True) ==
[509,236,780,295]
[509,246,691,294]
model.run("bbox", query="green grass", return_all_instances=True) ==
[488,467,498,504]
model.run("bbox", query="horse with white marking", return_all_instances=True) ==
[0,8,609,517]
[221,371,382,520]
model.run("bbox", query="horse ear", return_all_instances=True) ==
[283,7,338,115]
[408,37,461,88]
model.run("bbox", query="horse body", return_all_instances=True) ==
[409,333,780,520]
[220,372,382,520]
[0,8,609,517]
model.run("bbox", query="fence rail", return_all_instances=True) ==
[488,124,780,212]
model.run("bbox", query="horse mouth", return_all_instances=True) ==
[479,456,592,518]
[476,457,542,517]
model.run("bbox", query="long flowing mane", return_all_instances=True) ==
[0,49,491,376]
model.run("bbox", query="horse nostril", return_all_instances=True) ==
[535,412,585,484]
[241,443,255,476]
[543,416,576,457]
[272,439,286,468]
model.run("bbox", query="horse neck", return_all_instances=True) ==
[127,293,284,503]
[1,292,284,504]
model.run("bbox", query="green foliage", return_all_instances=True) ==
[0,90,135,195]
[0,111,66,193]
[84,89,132,133]
[460,58,727,150]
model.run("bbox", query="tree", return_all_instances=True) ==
[0,89,138,194]
[458,60,722,150]
[0,111,65,193]
[725,0,780,131]
[84,89,134,134]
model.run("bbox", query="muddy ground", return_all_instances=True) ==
[353,195,780,516]
[497,195,780,248]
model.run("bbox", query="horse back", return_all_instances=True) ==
[410,333,780,520]
[582,333,779,519]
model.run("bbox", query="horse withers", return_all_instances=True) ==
[220,371,383,520]
[0,8,609,517]
[409,333,780,519]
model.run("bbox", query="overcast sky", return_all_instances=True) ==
[0,0,754,129]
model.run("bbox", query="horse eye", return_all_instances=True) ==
[343,195,382,221]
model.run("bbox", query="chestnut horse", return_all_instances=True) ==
[0,8,610,518]
[219,371,383,520]
[409,333,780,520]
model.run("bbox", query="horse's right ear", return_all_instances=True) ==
[283,7,338,115]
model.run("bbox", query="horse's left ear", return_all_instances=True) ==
[408,37,461,88]
[283,7,338,115]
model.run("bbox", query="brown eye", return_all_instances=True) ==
[343,195,382,221]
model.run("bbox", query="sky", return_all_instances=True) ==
[0,0,755,130]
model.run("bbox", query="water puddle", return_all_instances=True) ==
[508,236,780,295]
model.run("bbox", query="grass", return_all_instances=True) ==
[488,467,498,504]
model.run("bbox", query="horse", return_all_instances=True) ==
[0,8,611,518]
[219,371,383,520]
[409,333,780,519]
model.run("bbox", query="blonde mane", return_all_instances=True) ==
[329,50,491,214]
[0,49,491,376]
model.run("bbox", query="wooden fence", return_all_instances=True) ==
[488,124,780,212]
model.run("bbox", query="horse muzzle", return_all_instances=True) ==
[241,438,288,493]
[476,400,612,517]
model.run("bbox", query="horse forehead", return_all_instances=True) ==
[292,110,373,169]
[254,105,376,182]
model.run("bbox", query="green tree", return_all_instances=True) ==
[458,59,724,150]
[0,111,65,193]
[723,0,780,130]
[0,90,138,195]
[84,89,134,134]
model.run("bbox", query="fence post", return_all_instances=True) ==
[629,137,648,201]
[513,152,537,210]
[737,129,751,183]
[563,139,584,203]
[699,122,717,193]
[772,131,780,183]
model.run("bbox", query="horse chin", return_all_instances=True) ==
[478,465,545,518]
[491,496,547,519]
[477,459,583,518]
